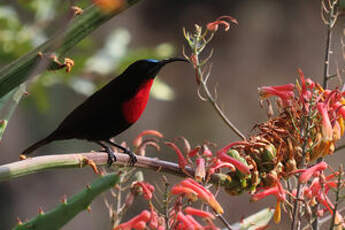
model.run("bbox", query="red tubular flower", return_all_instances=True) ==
[195,157,206,182]
[132,221,146,230]
[299,162,328,184]
[202,145,213,157]
[204,225,220,230]
[206,15,238,32]
[149,205,159,229]
[216,142,251,175]
[184,207,215,220]
[165,141,188,171]
[318,192,334,214]
[114,210,151,230]
[217,151,250,175]
[251,181,286,224]
[258,83,295,105]
[132,181,155,200]
[157,216,166,230]
[334,101,345,119]
[133,130,163,148]
[251,187,279,201]
[180,179,224,214]
[188,146,201,158]
[207,160,236,177]
[170,185,198,201]
[298,68,314,104]
[308,177,335,214]
[317,103,333,141]
[177,211,195,230]
[251,183,286,202]
[186,215,204,229]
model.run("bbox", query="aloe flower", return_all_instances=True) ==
[207,16,238,32]
[133,130,163,148]
[195,157,206,181]
[217,150,251,175]
[258,83,295,105]
[132,181,155,200]
[114,210,151,230]
[184,207,215,219]
[317,103,333,141]
[172,179,223,214]
[299,162,328,184]
[165,141,189,172]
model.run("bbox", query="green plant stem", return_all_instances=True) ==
[0,84,26,140]
[194,56,246,140]
[0,0,141,98]
[13,173,119,230]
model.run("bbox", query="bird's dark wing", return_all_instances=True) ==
[51,76,133,141]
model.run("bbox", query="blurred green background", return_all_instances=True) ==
[0,0,344,229]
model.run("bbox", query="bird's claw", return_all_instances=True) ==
[104,146,117,167]
[124,149,137,166]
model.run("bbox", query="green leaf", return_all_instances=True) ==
[13,173,119,230]
[0,0,141,99]
[230,208,274,230]
[0,84,26,141]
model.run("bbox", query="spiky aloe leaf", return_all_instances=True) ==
[13,173,119,230]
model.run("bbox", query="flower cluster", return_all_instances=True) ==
[114,178,222,230]
[161,68,345,224]
[211,70,345,223]
[257,69,345,161]
[295,162,337,215]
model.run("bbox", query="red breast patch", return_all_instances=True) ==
[122,79,154,123]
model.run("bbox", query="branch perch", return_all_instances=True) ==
[0,152,196,182]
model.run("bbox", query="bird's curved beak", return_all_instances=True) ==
[159,57,189,65]
[149,57,189,78]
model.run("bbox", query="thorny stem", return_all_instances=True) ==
[329,165,343,229]
[322,0,338,89]
[322,21,333,89]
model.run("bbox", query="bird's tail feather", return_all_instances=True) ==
[21,135,54,156]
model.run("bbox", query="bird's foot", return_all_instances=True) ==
[104,146,117,167]
[123,149,137,166]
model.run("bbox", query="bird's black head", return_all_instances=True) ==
[125,57,189,79]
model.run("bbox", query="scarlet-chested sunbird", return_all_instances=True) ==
[21,58,188,165]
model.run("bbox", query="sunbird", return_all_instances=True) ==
[21,58,188,165]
